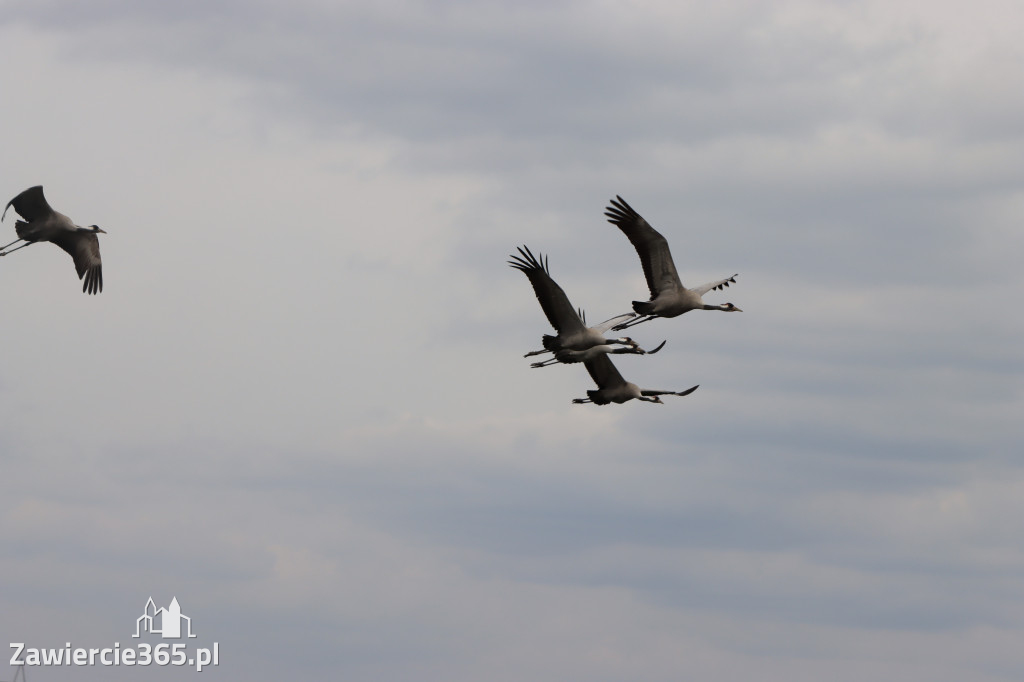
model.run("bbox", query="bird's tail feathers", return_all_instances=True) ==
[631,300,654,315]
[14,221,31,239]
[541,334,560,351]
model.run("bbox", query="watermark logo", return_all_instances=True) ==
[9,596,219,673]
[134,597,197,639]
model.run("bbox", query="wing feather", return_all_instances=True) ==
[605,196,683,297]
[642,385,699,397]
[583,354,627,390]
[3,186,53,222]
[509,246,585,335]
[591,312,636,334]
[51,231,103,294]
[690,275,738,297]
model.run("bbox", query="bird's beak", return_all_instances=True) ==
[733,306,743,312]
[97,228,107,234]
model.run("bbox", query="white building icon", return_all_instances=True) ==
[134,597,196,639]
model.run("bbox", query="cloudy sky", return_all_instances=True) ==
[1,0,1021,680]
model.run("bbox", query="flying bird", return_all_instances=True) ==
[529,339,667,368]
[572,353,699,405]
[1,185,105,294]
[604,196,739,330]
[509,245,662,366]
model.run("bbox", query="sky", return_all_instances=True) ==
[0,0,1022,680]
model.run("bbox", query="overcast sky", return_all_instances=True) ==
[1,1,1022,680]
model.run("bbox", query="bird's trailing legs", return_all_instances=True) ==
[0,237,23,250]
[0,240,32,257]
[611,314,657,332]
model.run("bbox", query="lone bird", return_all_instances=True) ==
[572,354,699,405]
[509,245,662,366]
[605,195,739,330]
[2,186,105,294]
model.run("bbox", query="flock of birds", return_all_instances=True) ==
[511,196,743,406]
[0,187,742,407]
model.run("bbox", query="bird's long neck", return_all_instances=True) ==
[702,304,729,311]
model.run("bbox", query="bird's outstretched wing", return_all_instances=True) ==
[643,340,667,354]
[583,354,627,390]
[642,385,699,398]
[51,231,103,294]
[605,195,683,298]
[591,312,637,334]
[3,186,53,222]
[690,275,738,297]
[509,246,585,335]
